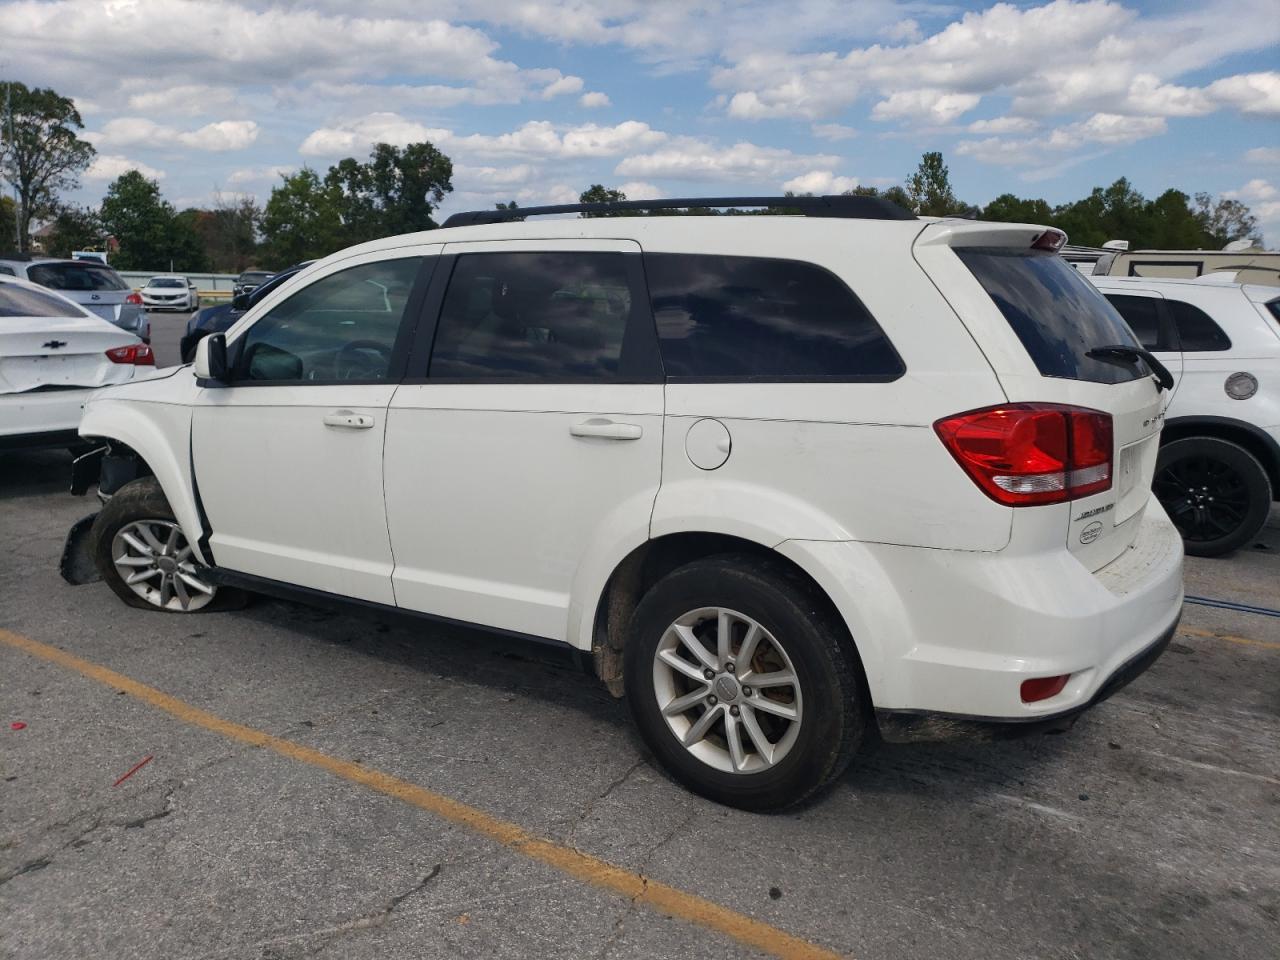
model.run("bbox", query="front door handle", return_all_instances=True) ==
[323,410,375,430]
[570,418,642,441]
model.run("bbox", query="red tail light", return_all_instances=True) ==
[934,404,1112,506]
[125,292,143,305]
[1021,674,1070,703]
[105,343,155,365]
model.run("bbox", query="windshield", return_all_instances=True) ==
[956,248,1145,384]
[149,278,185,288]
[0,284,83,318]
[240,272,271,283]
[27,262,129,292]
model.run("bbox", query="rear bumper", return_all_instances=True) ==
[0,389,96,445]
[779,495,1185,722]
[875,615,1177,742]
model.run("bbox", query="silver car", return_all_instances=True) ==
[0,257,151,342]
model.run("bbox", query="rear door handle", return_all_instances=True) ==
[323,411,375,430]
[570,418,643,441]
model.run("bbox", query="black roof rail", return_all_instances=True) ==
[0,252,37,261]
[441,194,915,228]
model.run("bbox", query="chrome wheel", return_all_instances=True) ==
[652,607,803,774]
[111,520,216,612]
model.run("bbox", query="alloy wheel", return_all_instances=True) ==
[111,519,216,612]
[651,607,803,774]
[1153,456,1252,543]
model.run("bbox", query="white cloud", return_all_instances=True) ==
[226,165,296,186]
[300,114,449,156]
[126,84,239,117]
[1224,178,1280,246]
[1205,72,1280,116]
[91,118,260,152]
[782,170,858,194]
[1066,112,1166,145]
[580,91,611,108]
[454,163,537,187]
[616,140,838,182]
[881,18,922,43]
[967,116,1037,134]
[541,75,585,99]
[956,112,1166,167]
[618,181,661,200]
[872,90,981,124]
[1245,147,1280,165]
[811,123,856,141]
[84,154,166,181]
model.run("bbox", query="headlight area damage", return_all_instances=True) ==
[60,442,154,584]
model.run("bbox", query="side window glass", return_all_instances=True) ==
[644,253,904,380]
[1104,294,1166,351]
[234,258,422,382]
[1169,299,1232,352]
[429,252,640,381]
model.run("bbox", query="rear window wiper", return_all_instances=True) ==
[1086,344,1175,392]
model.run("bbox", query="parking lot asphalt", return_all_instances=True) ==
[2,456,1278,957]
[147,308,198,368]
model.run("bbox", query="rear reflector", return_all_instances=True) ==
[1021,674,1070,703]
[934,403,1113,506]
[105,343,155,365]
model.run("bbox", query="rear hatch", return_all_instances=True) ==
[0,292,138,394]
[915,222,1168,570]
[26,261,137,326]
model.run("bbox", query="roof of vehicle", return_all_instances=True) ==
[146,275,187,281]
[0,272,96,317]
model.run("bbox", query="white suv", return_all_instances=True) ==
[1091,275,1280,556]
[63,196,1184,810]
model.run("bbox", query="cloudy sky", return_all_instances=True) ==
[3,0,1279,240]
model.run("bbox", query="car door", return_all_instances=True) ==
[1101,288,1185,399]
[192,249,434,604]
[384,240,665,641]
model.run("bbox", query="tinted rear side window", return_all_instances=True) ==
[644,253,903,380]
[957,249,1143,384]
[27,262,128,292]
[0,284,83,318]
[1169,299,1231,352]
[429,252,656,382]
[1104,294,1174,352]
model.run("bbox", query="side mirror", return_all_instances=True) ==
[232,292,250,311]
[194,333,229,383]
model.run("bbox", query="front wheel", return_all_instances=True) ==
[624,555,866,811]
[90,477,240,612]
[1153,436,1272,557]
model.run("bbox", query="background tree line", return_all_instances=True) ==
[2,79,1262,275]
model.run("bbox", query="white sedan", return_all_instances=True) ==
[140,275,199,311]
[0,275,155,451]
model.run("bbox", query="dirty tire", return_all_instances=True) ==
[1154,436,1272,558]
[90,477,244,612]
[624,553,866,812]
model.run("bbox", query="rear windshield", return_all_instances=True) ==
[27,262,128,292]
[0,284,83,318]
[956,248,1144,384]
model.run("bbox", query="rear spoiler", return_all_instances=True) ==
[915,220,1067,252]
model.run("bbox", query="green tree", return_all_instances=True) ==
[848,183,918,214]
[981,193,1054,225]
[99,170,184,270]
[1194,192,1259,248]
[260,167,344,265]
[188,193,260,271]
[324,141,453,245]
[906,151,967,216]
[0,81,96,252]
[1144,189,1207,249]
[578,184,627,216]
[0,195,15,248]
[44,204,105,258]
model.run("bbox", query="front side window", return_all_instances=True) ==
[429,252,646,381]
[1169,299,1231,352]
[234,257,423,382]
[644,253,903,380]
[27,262,128,292]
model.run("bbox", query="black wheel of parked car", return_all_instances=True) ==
[1153,437,1272,557]
[624,554,867,811]
[90,477,245,612]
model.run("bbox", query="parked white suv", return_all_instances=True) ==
[63,197,1184,810]
[1091,274,1280,556]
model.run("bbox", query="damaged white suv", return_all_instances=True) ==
[63,196,1184,810]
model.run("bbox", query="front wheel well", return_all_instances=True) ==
[89,439,156,496]
[590,532,865,700]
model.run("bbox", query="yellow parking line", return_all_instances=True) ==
[1179,625,1280,651]
[0,628,845,960]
